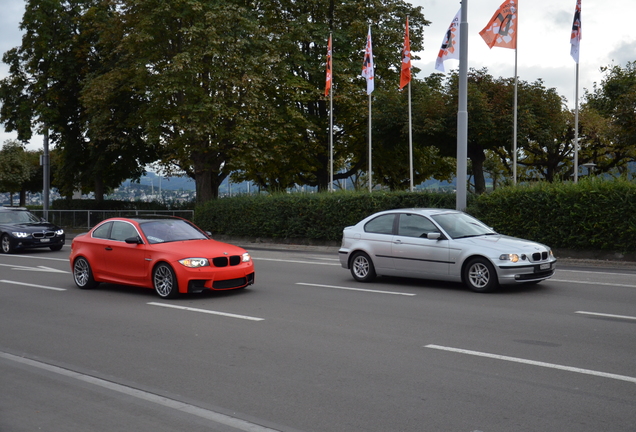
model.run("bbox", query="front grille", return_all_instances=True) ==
[213,277,247,289]
[32,231,55,239]
[212,255,242,267]
[531,251,549,261]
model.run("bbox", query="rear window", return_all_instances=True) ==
[364,214,395,235]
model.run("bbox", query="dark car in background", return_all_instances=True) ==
[0,207,65,253]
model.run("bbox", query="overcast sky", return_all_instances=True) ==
[1,0,634,150]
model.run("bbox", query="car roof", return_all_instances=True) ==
[378,208,461,216]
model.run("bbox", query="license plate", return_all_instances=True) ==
[40,238,50,243]
[539,263,551,270]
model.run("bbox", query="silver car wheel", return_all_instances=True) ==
[464,258,498,293]
[73,257,97,289]
[1,234,12,254]
[153,263,179,298]
[350,252,376,282]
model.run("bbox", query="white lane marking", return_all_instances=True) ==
[549,279,636,288]
[1,254,69,262]
[424,344,636,384]
[0,280,66,291]
[0,351,281,432]
[148,302,264,321]
[0,263,69,274]
[253,257,340,266]
[296,282,416,296]
[576,311,636,321]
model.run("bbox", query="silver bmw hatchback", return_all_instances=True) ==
[338,208,556,293]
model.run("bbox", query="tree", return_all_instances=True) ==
[584,61,636,174]
[0,141,33,206]
[0,0,156,202]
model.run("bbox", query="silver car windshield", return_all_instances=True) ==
[140,219,208,244]
[431,213,497,239]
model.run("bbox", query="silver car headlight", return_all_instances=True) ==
[179,258,209,268]
[12,232,29,238]
[242,252,251,263]
[499,253,520,263]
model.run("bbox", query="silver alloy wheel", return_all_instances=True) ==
[74,259,90,287]
[153,264,177,298]
[1,235,11,253]
[468,261,491,288]
[353,255,370,279]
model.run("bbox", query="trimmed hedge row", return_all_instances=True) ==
[194,191,460,242]
[471,178,636,252]
[194,178,636,253]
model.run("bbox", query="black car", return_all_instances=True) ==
[0,207,65,253]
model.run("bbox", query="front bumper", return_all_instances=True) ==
[11,236,65,250]
[496,259,557,284]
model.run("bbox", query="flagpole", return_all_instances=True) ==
[574,62,579,182]
[408,81,413,191]
[329,33,334,192]
[457,0,468,211]
[513,46,518,185]
[368,94,372,192]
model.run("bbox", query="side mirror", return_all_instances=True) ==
[125,236,143,244]
[427,232,441,240]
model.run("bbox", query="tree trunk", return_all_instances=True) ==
[468,145,487,195]
[94,175,105,203]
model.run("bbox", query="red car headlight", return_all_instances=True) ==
[179,258,210,268]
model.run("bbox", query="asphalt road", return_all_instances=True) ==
[0,243,635,432]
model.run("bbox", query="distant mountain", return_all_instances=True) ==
[121,172,195,191]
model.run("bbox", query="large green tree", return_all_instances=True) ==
[0,0,155,202]
[0,141,33,206]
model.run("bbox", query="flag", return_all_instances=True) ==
[399,18,411,89]
[435,9,461,72]
[325,35,332,96]
[570,0,581,63]
[480,0,517,49]
[362,26,374,94]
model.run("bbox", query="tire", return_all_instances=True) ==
[73,257,98,289]
[463,257,498,293]
[350,252,377,282]
[50,244,64,251]
[153,263,179,298]
[1,234,14,254]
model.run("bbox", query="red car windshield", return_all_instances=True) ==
[139,219,208,244]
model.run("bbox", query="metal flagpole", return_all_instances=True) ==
[574,62,579,182]
[368,94,372,192]
[513,47,518,185]
[456,0,468,211]
[329,33,334,192]
[408,81,414,191]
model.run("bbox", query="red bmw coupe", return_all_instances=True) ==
[70,216,254,298]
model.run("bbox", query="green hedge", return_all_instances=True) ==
[470,177,636,252]
[194,178,636,253]
[194,190,460,242]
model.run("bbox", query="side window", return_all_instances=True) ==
[364,214,395,235]
[92,222,112,239]
[397,214,438,238]
[110,221,139,242]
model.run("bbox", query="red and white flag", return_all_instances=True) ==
[480,0,517,49]
[325,35,332,96]
[399,18,411,89]
[361,26,374,94]
[570,0,581,63]
[435,9,461,72]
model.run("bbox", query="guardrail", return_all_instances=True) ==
[30,210,195,230]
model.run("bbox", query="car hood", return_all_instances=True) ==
[3,222,61,232]
[455,234,550,253]
[148,239,248,257]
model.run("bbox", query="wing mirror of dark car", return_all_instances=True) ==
[427,232,442,240]
[125,236,143,244]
